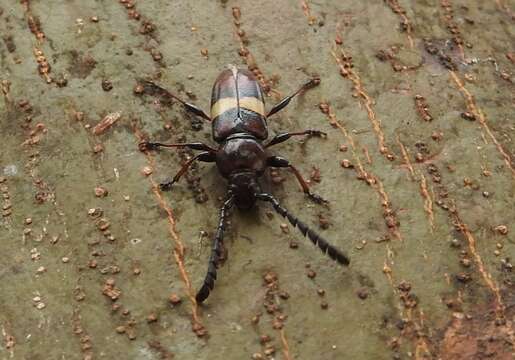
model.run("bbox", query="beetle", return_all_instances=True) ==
[139,65,349,303]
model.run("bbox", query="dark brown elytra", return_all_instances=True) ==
[138,65,350,303]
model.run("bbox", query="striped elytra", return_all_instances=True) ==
[210,66,268,142]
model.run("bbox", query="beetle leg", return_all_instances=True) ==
[160,151,216,191]
[256,193,349,266]
[138,80,211,121]
[139,141,216,153]
[181,102,212,121]
[267,156,328,204]
[265,129,326,148]
[196,194,234,303]
[266,77,320,118]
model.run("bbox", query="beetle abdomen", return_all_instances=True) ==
[211,67,268,142]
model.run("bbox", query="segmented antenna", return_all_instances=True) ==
[256,193,350,265]
[196,196,234,303]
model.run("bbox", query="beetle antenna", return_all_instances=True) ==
[196,194,234,303]
[256,193,350,266]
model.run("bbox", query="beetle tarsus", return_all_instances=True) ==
[139,141,159,152]
[303,76,321,89]
[306,192,329,205]
[159,181,174,191]
[310,130,326,137]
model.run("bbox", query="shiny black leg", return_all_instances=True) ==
[139,141,216,152]
[139,79,211,121]
[266,77,320,118]
[265,129,326,148]
[267,156,328,204]
[159,152,216,191]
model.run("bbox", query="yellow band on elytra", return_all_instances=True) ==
[211,97,265,118]
[239,97,265,117]
[211,98,237,118]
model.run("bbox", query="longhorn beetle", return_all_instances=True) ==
[139,65,349,303]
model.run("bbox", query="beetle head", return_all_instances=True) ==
[228,171,261,209]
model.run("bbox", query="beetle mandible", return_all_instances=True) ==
[139,65,350,303]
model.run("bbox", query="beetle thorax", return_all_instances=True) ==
[216,135,267,179]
